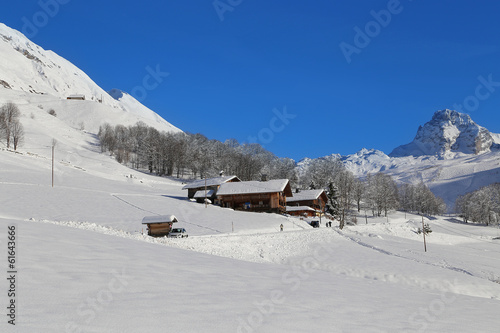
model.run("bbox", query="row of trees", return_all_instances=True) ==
[301,159,446,228]
[455,183,500,226]
[399,182,447,216]
[98,122,447,225]
[0,102,24,150]
[98,122,297,181]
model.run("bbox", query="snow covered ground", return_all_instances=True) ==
[1,129,500,332]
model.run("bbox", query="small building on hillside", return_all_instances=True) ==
[217,179,293,214]
[67,94,86,100]
[182,175,241,201]
[285,205,319,217]
[142,215,178,237]
[193,189,216,204]
[286,189,328,214]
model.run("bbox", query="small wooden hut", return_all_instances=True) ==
[67,94,86,100]
[142,215,178,237]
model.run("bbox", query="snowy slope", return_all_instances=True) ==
[0,22,180,134]
[108,89,181,132]
[0,95,499,333]
[1,142,500,332]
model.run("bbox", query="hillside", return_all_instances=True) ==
[0,22,499,333]
[0,22,180,134]
[1,125,500,332]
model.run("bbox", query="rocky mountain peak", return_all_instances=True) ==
[390,109,496,158]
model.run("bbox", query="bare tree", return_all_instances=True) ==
[11,121,24,151]
[0,102,21,148]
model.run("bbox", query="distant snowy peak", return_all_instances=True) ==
[390,109,497,158]
[297,149,393,178]
[107,89,182,133]
[341,148,394,176]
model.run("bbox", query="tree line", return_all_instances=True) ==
[98,122,446,225]
[296,158,446,228]
[98,122,297,181]
[0,102,24,150]
[455,183,500,226]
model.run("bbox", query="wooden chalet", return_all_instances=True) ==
[67,94,86,100]
[217,179,293,214]
[142,215,178,237]
[285,205,319,217]
[287,189,327,215]
[182,175,240,201]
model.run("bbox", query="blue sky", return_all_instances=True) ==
[3,0,500,160]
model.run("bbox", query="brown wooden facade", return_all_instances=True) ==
[217,180,293,214]
[287,190,328,212]
[142,215,178,237]
[286,206,318,217]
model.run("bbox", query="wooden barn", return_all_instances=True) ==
[217,179,293,214]
[182,175,240,200]
[142,215,178,237]
[286,189,327,214]
[193,189,216,203]
[67,94,86,100]
[286,205,319,217]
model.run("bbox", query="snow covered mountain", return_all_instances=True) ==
[108,88,181,132]
[390,109,498,158]
[300,110,500,210]
[0,22,180,134]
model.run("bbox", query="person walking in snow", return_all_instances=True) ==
[280,224,283,232]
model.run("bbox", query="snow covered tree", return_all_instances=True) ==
[353,178,364,212]
[365,172,399,217]
[326,182,341,226]
[456,184,500,226]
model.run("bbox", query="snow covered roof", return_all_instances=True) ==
[287,189,326,202]
[193,190,215,198]
[286,206,317,212]
[182,175,240,190]
[217,179,293,197]
[141,215,178,224]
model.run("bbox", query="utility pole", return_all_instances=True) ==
[51,139,57,187]
[204,176,207,208]
[422,215,427,252]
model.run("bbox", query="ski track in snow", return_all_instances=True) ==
[334,228,475,277]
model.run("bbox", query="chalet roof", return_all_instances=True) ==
[193,189,215,198]
[286,206,317,212]
[141,215,178,224]
[182,175,240,190]
[287,189,327,202]
[217,179,293,197]
[67,94,85,98]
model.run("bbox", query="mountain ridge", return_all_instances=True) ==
[0,22,180,134]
